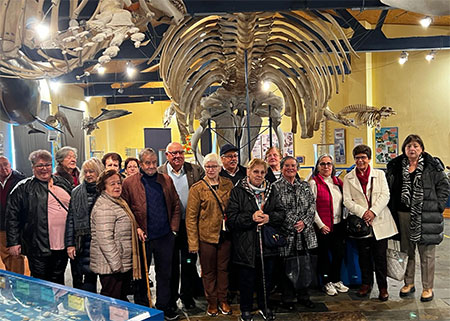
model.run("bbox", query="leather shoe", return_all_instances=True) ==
[378,288,389,301]
[218,301,232,315]
[298,299,315,309]
[399,284,415,297]
[206,304,218,316]
[182,299,196,310]
[357,284,372,297]
[420,289,434,302]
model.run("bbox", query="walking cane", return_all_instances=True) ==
[141,240,153,308]
[257,225,268,315]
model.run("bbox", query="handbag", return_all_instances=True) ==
[262,225,286,249]
[346,177,373,239]
[346,214,371,238]
[386,241,408,281]
[284,233,317,289]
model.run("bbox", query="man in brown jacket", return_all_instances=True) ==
[122,148,180,320]
[158,142,204,310]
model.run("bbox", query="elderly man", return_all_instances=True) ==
[7,150,72,284]
[122,148,181,321]
[0,156,25,273]
[158,142,204,310]
[219,144,246,185]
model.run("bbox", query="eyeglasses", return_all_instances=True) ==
[167,150,185,156]
[205,165,219,170]
[355,155,368,160]
[319,162,333,167]
[34,163,52,169]
[222,154,238,159]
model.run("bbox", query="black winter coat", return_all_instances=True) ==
[6,175,72,256]
[65,182,99,274]
[386,152,450,245]
[1,170,25,231]
[226,179,285,268]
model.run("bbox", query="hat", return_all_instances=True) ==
[220,144,238,156]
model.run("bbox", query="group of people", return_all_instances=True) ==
[0,134,448,321]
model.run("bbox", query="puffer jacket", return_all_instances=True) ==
[386,152,450,245]
[226,178,285,268]
[90,193,133,275]
[185,177,233,252]
[6,175,72,256]
[65,182,99,274]
[1,170,25,231]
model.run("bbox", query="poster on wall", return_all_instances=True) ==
[251,132,294,159]
[375,127,399,164]
[334,128,346,164]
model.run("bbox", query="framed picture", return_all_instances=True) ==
[375,127,399,164]
[334,128,346,164]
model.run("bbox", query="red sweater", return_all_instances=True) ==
[313,175,343,230]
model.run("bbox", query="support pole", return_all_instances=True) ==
[244,49,252,162]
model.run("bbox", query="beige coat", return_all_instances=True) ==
[90,193,133,275]
[343,167,398,240]
[185,177,233,252]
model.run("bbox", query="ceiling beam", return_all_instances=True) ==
[106,96,170,105]
[85,84,168,97]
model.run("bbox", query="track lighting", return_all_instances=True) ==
[97,65,106,74]
[398,51,409,65]
[261,81,271,91]
[126,61,136,77]
[420,16,432,28]
[425,50,436,62]
[150,96,154,104]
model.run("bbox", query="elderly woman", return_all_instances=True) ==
[124,157,139,176]
[274,156,318,310]
[65,158,104,292]
[343,144,398,301]
[226,158,284,321]
[7,150,71,284]
[90,170,141,300]
[265,147,282,183]
[186,153,234,316]
[309,154,348,296]
[386,135,450,302]
[55,146,80,187]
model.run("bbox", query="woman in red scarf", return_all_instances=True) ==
[343,145,398,301]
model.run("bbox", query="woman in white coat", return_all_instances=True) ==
[343,144,397,301]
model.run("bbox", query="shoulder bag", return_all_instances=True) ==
[346,177,373,238]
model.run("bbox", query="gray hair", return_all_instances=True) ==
[139,148,157,162]
[55,146,77,165]
[313,154,336,176]
[203,153,222,167]
[280,156,300,171]
[80,158,104,183]
[29,150,52,166]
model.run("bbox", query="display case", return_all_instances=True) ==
[0,270,163,320]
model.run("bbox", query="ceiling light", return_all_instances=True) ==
[425,50,436,62]
[35,23,50,40]
[420,16,432,28]
[150,96,154,104]
[50,80,61,91]
[126,61,136,77]
[398,51,409,65]
[97,65,106,74]
[262,81,271,91]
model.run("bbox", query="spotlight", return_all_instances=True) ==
[150,96,154,104]
[35,23,50,40]
[97,65,106,74]
[50,80,61,91]
[420,16,432,28]
[425,50,436,62]
[117,83,124,94]
[261,81,271,91]
[126,61,136,77]
[398,51,409,65]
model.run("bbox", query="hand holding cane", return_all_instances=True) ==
[141,240,153,308]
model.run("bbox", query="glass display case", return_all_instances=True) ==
[0,270,163,320]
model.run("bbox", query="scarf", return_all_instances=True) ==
[108,194,142,280]
[243,177,270,210]
[356,165,371,194]
[401,155,424,242]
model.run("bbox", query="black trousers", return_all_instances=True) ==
[239,256,275,312]
[28,250,68,285]
[100,270,132,301]
[135,232,175,311]
[317,222,346,284]
[356,236,388,290]
[169,220,202,306]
